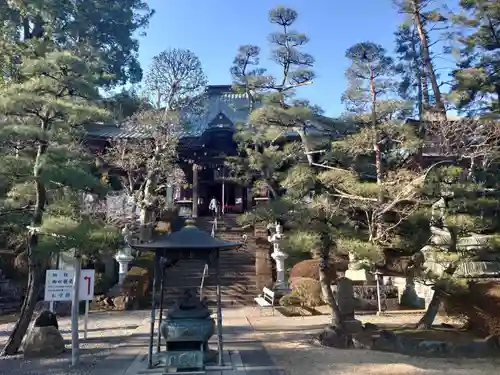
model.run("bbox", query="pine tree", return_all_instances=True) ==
[0,44,118,355]
[394,0,449,119]
[229,6,347,326]
[0,0,154,86]
[450,0,500,117]
[228,45,301,200]
[413,164,500,329]
[394,22,430,118]
[411,118,500,328]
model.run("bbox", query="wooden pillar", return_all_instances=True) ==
[192,163,199,218]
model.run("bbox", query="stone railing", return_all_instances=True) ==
[331,284,400,311]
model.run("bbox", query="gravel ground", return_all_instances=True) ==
[0,310,150,375]
[254,314,500,375]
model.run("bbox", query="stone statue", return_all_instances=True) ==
[347,252,363,271]
[122,224,133,250]
[431,197,446,228]
[267,222,284,252]
[429,195,453,249]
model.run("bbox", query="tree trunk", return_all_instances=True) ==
[296,128,315,165]
[1,245,43,355]
[139,175,155,242]
[421,67,430,109]
[319,233,342,327]
[370,69,384,240]
[416,288,442,330]
[411,0,446,119]
[319,265,341,327]
[2,139,47,356]
[408,26,426,118]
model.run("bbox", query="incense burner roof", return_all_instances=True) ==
[129,220,241,252]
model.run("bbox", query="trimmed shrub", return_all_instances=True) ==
[290,277,323,307]
[279,294,302,306]
[131,252,155,281]
[289,259,340,282]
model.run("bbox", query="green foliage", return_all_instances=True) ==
[0,0,154,86]
[284,231,322,258]
[336,237,383,263]
[0,47,122,266]
[450,0,500,117]
[94,273,115,295]
[281,164,316,197]
[342,42,405,120]
[103,88,152,120]
[279,294,302,307]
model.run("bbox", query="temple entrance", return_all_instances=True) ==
[201,182,244,216]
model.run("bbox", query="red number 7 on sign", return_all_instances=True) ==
[83,276,91,295]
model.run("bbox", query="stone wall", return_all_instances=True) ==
[253,224,273,290]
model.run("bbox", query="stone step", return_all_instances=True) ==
[159,294,256,307]
[163,269,256,277]
[163,216,258,307]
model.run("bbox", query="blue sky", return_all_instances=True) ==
[138,0,409,117]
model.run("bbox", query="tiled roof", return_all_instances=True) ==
[185,85,256,135]
[83,85,351,142]
[83,122,154,139]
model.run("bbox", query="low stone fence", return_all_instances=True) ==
[331,284,400,311]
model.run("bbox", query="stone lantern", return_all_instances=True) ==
[267,222,288,291]
[115,225,135,285]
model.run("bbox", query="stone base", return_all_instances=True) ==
[273,281,289,294]
[343,319,363,334]
[163,350,204,371]
[345,269,374,283]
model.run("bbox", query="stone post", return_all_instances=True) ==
[336,277,362,333]
[271,250,288,289]
[254,224,273,290]
[115,248,134,285]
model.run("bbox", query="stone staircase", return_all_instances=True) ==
[159,215,258,307]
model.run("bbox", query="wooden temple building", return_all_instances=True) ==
[83,85,338,217]
[83,84,462,218]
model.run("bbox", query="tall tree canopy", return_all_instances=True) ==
[0,0,154,86]
[450,0,500,117]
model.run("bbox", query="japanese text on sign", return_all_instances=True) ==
[44,269,95,302]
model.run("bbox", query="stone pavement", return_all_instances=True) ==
[121,307,286,375]
[0,310,151,375]
[1,307,436,375]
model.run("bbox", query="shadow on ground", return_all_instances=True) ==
[258,330,500,375]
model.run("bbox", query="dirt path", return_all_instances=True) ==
[248,313,500,375]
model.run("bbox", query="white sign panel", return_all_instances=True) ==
[79,269,95,300]
[44,269,95,302]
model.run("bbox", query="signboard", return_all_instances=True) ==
[44,269,95,302]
